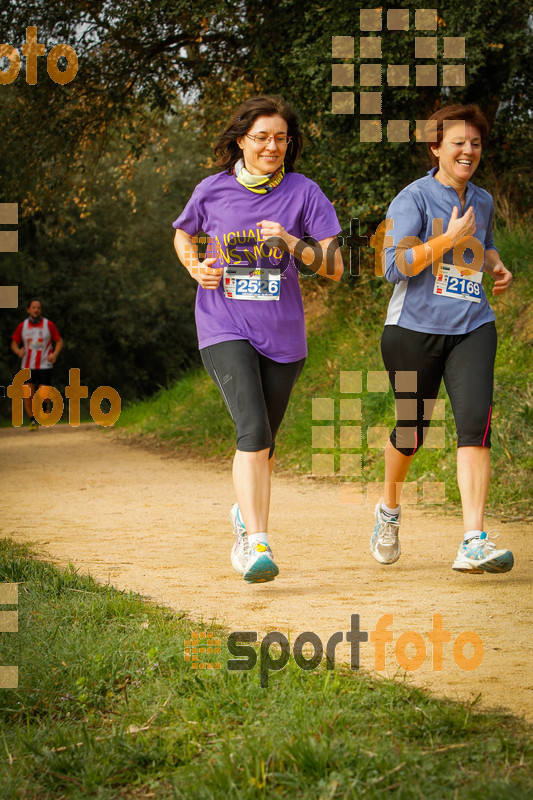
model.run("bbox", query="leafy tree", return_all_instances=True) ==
[0,116,209,409]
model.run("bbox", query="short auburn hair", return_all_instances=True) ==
[214,95,303,174]
[426,104,489,167]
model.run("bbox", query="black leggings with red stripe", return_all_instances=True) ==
[381,322,497,456]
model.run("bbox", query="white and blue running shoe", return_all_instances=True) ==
[243,542,279,583]
[230,503,248,575]
[452,532,514,574]
[370,502,401,565]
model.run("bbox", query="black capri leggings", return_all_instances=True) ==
[201,339,306,458]
[381,322,497,456]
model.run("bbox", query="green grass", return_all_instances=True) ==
[117,224,532,516]
[1,539,532,799]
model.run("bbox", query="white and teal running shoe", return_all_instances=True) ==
[452,532,514,574]
[230,503,248,575]
[370,502,401,565]
[243,542,279,583]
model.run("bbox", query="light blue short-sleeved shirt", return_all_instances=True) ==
[384,168,497,335]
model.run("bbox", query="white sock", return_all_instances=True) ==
[248,532,269,547]
[464,529,483,542]
[381,502,400,518]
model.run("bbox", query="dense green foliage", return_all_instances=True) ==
[0,118,208,406]
[1,538,532,798]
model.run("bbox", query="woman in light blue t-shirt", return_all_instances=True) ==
[371,104,514,575]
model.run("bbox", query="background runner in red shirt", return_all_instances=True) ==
[11,298,63,429]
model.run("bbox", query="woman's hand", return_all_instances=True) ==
[445,205,476,246]
[490,263,513,295]
[193,258,224,290]
[484,249,513,295]
[257,220,293,250]
[174,228,223,290]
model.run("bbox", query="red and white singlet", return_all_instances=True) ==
[12,318,61,370]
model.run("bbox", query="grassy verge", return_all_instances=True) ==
[116,224,532,516]
[1,539,532,799]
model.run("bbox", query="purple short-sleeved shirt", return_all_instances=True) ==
[173,171,341,362]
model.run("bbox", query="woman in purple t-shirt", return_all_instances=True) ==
[173,95,343,584]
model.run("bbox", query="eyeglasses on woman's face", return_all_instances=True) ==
[245,134,292,146]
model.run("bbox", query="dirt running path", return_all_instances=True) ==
[1,425,531,720]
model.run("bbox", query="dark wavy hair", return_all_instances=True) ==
[426,104,489,167]
[214,95,303,174]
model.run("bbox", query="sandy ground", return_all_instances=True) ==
[1,424,531,721]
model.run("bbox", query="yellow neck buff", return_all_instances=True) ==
[234,158,285,194]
